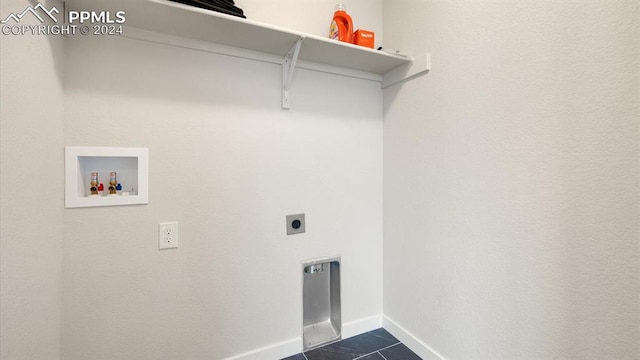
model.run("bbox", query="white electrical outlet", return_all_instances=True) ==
[158,221,178,249]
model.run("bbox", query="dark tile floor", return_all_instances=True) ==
[281,328,422,360]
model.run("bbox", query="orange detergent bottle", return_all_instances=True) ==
[329,3,354,43]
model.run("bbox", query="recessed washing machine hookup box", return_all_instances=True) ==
[302,256,341,350]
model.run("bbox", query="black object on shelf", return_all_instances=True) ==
[169,0,246,18]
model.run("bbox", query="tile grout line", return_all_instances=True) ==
[351,342,402,360]
[378,351,389,360]
[352,352,376,360]
[302,352,309,360]
[377,342,403,352]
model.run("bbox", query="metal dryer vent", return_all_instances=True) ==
[302,256,341,350]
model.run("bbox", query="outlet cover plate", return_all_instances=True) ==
[286,214,305,235]
[159,221,178,249]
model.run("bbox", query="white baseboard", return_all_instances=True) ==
[222,337,301,360]
[223,314,383,360]
[342,314,382,339]
[383,315,446,360]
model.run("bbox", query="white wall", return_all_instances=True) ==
[60,31,383,359]
[0,1,385,358]
[0,1,64,359]
[5,0,637,359]
[382,1,639,359]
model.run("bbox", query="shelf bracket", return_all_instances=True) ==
[282,36,305,109]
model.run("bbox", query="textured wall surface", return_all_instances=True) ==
[0,1,64,359]
[382,1,639,359]
[4,0,638,359]
[0,1,384,359]
[60,33,383,359]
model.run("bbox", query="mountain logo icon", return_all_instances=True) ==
[1,3,59,24]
